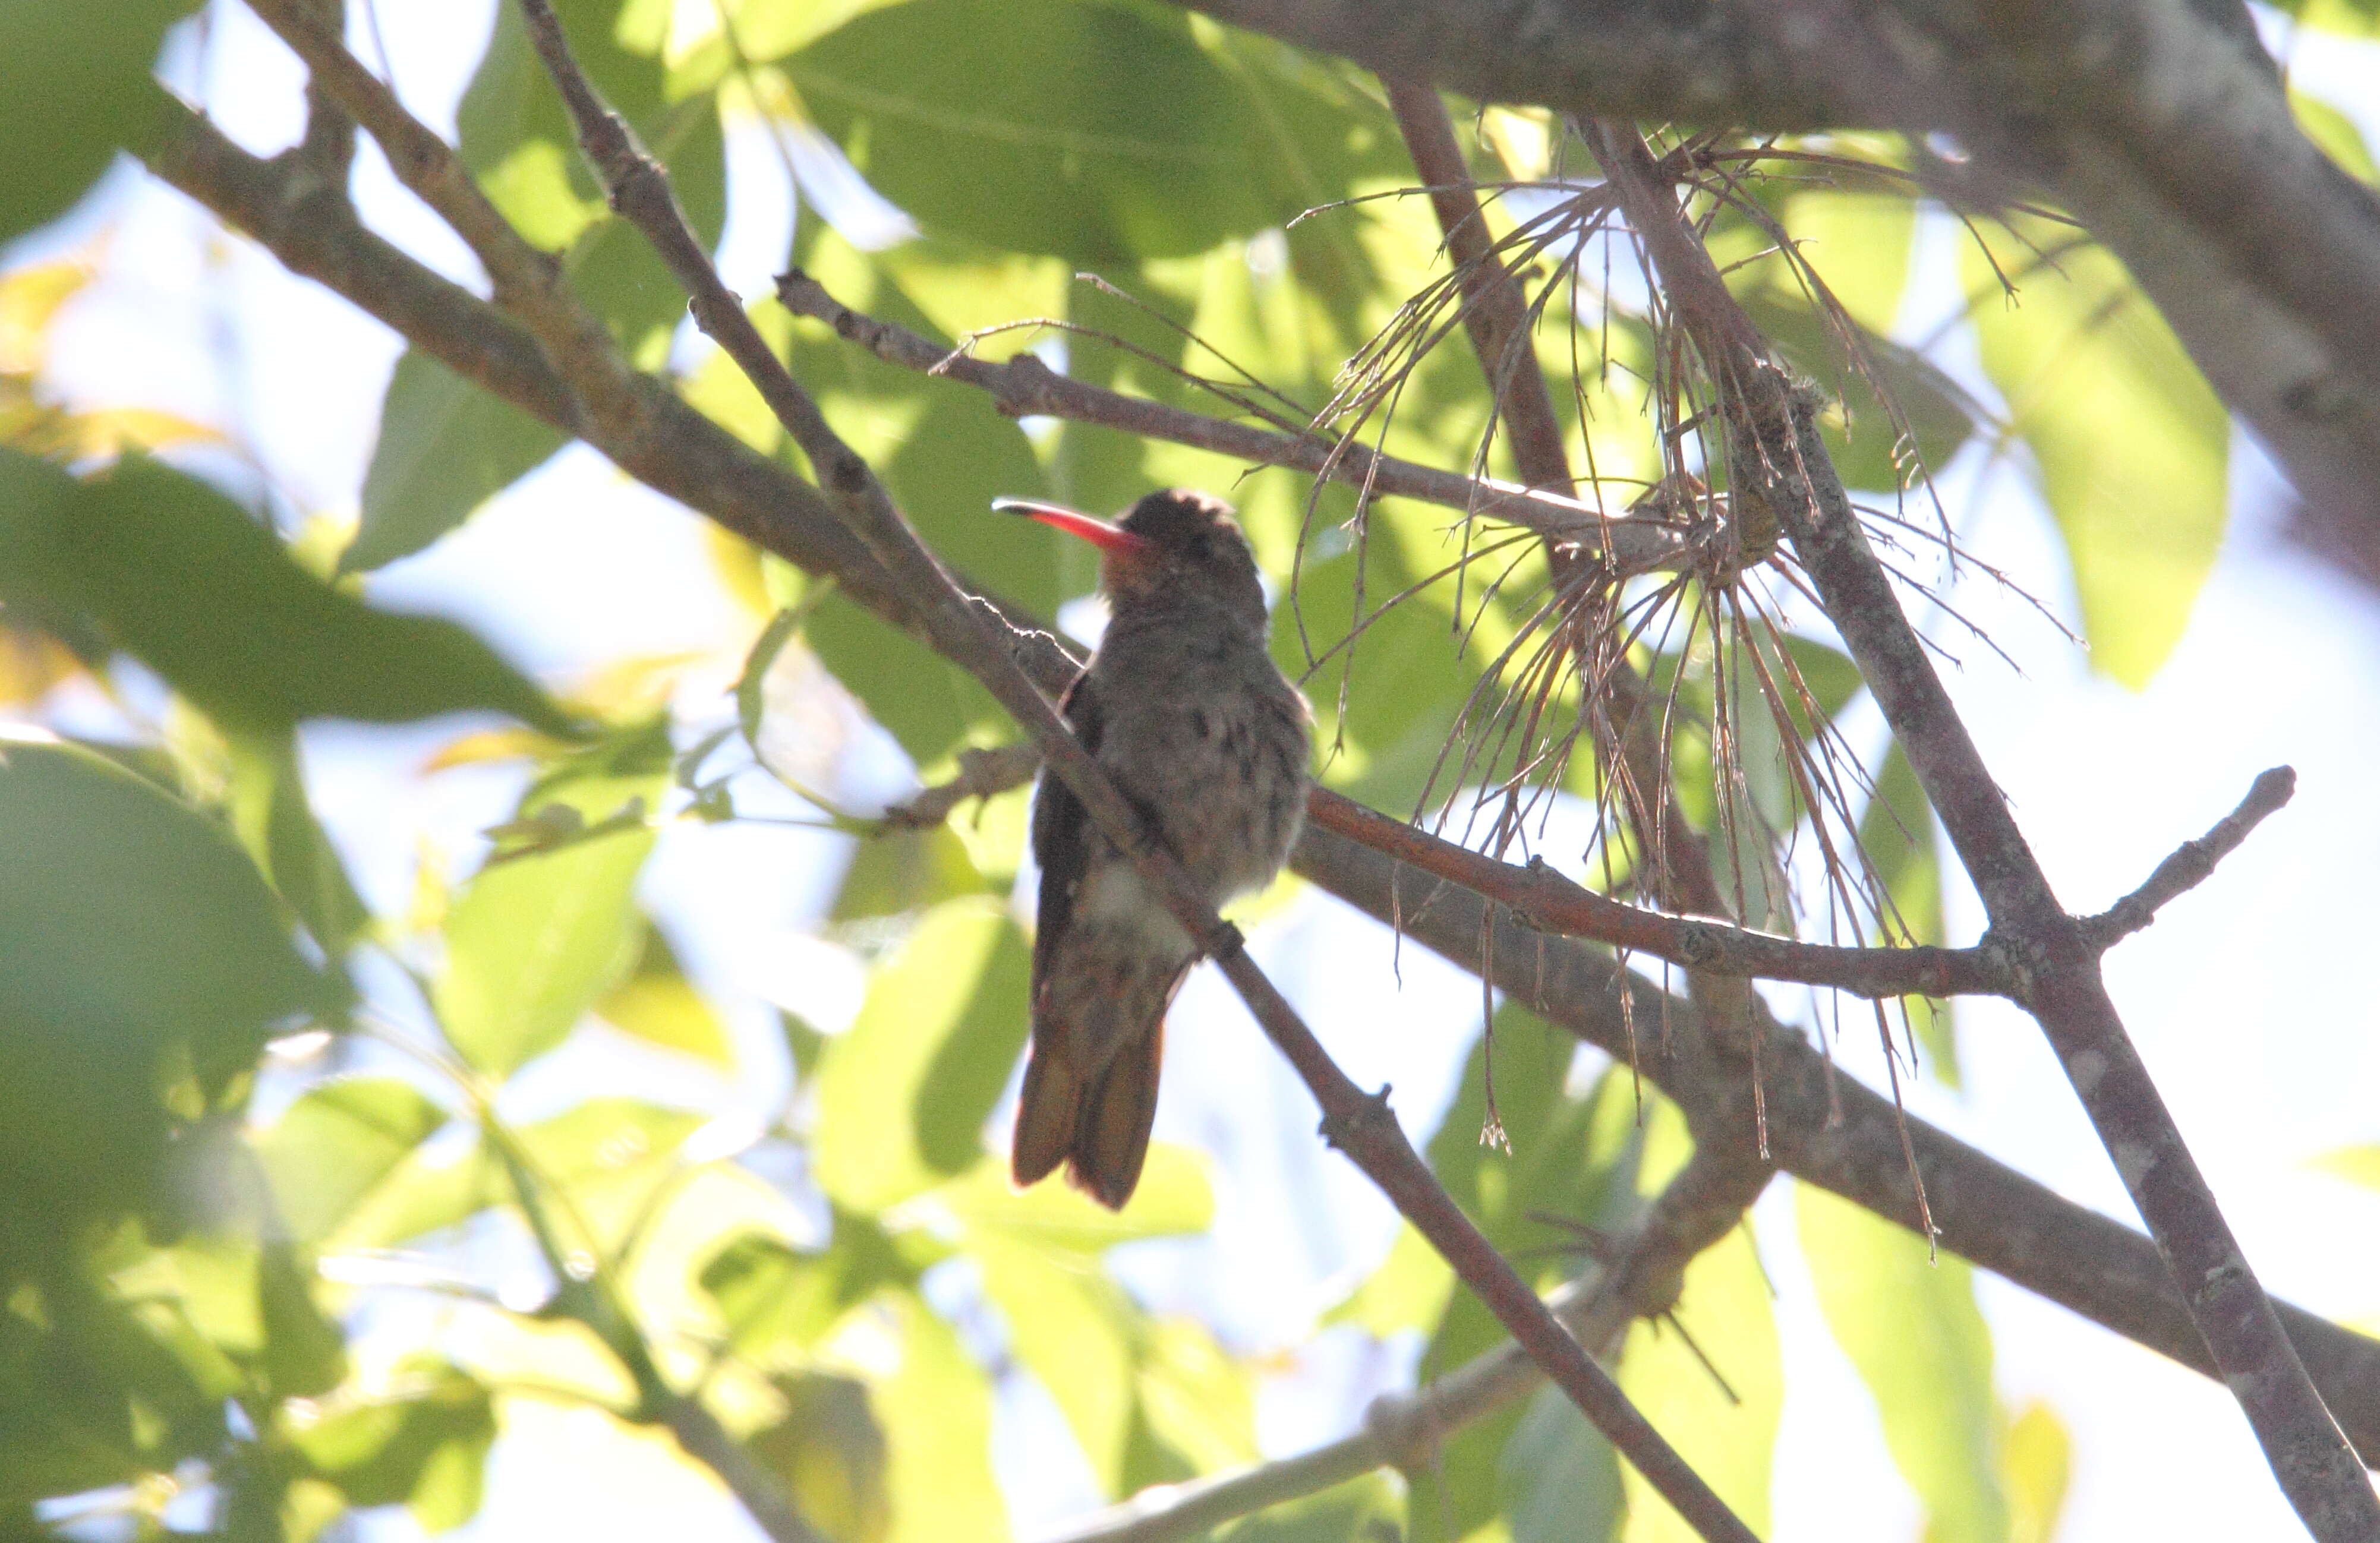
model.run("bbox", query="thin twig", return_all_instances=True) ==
[773,270,1695,571]
[879,743,1042,829]
[2080,766,2296,949]
[511,7,1757,1537]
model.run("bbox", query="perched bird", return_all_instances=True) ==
[992,490,1311,1209]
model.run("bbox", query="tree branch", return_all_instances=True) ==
[1287,821,2380,1467]
[2080,766,2296,950]
[1044,1148,1773,1543]
[770,270,1699,569]
[507,6,1757,1537]
[1578,117,2378,1539]
[142,79,2380,1484]
[1306,787,2010,998]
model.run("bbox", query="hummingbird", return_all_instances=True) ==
[992,490,1312,1209]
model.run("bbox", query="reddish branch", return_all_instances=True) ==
[1307,787,2006,996]
[1577,118,2378,1541]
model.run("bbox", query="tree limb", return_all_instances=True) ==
[2080,765,2296,950]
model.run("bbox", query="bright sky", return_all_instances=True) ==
[19,2,2380,1538]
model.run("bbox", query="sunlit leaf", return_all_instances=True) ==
[256,1077,450,1244]
[871,1290,1005,1543]
[292,1356,496,1531]
[811,899,1030,1210]
[2311,1145,2380,1190]
[700,1219,912,1362]
[751,1370,891,1543]
[595,923,737,1067]
[2292,89,2379,185]
[435,754,663,1075]
[1859,739,1954,1083]
[258,1241,348,1400]
[830,822,989,921]
[789,0,1391,265]
[972,1226,1138,1493]
[2003,1399,2072,1543]
[1799,1180,2006,1543]
[1963,220,2228,687]
[225,728,371,955]
[938,1142,1214,1249]
[1618,1099,1780,1543]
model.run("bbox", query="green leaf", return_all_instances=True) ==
[226,728,371,955]
[1401,1032,1638,1539]
[459,0,726,354]
[699,1219,910,1360]
[1797,1180,2007,1543]
[1739,286,1977,494]
[2004,1400,2072,1543]
[292,1357,496,1530]
[594,923,736,1067]
[434,758,663,1076]
[257,1242,347,1400]
[256,1077,450,1243]
[2292,89,2379,185]
[939,1143,1214,1251]
[0,737,335,1222]
[1616,1099,1780,1543]
[0,448,569,733]
[0,0,191,244]
[830,823,989,921]
[750,1370,892,1543]
[1963,221,2228,688]
[972,1226,1139,1493]
[811,899,1031,1210]
[2282,0,2380,36]
[1858,739,1955,1083]
[1500,1381,1625,1543]
[349,349,567,572]
[873,1291,1005,1543]
[1213,1473,1403,1543]
[789,0,1389,264]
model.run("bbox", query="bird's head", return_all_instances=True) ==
[994,489,1266,630]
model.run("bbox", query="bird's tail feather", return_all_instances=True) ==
[1066,1023,1161,1210]
[1010,1022,1164,1210]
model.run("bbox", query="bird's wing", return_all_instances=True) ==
[1030,668,1102,999]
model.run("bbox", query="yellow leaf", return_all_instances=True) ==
[0,253,97,373]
